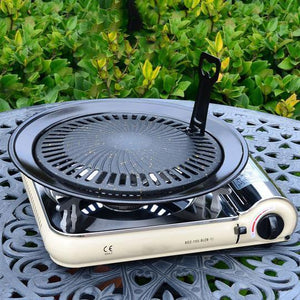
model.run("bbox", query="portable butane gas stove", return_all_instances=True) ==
[9,54,297,267]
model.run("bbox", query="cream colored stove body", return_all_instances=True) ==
[22,174,297,268]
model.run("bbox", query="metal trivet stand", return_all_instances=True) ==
[0,99,299,299]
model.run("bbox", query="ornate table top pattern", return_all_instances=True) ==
[0,100,299,300]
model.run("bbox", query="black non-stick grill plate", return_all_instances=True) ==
[9,99,248,204]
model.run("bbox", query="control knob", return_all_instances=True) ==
[257,213,284,239]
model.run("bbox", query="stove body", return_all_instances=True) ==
[21,156,297,268]
[8,54,297,267]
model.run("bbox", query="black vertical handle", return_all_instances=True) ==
[189,52,221,135]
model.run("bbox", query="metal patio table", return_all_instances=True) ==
[0,99,299,300]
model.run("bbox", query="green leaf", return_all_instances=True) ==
[42,76,55,89]
[184,0,193,9]
[215,32,223,53]
[41,60,52,73]
[120,88,132,98]
[169,17,189,35]
[151,66,161,81]
[66,16,78,31]
[191,0,200,9]
[172,81,191,97]
[108,32,117,42]
[78,59,97,76]
[278,57,295,71]
[263,100,277,113]
[242,78,255,90]
[277,39,293,50]
[170,53,186,66]
[1,0,8,15]
[44,88,59,103]
[14,30,23,46]
[179,32,190,47]
[0,19,8,37]
[0,99,11,112]
[178,81,191,91]
[266,18,278,32]
[163,75,176,93]
[28,72,40,83]
[269,0,278,7]
[50,59,68,73]
[145,87,160,98]
[274,48,285,59]
[223,87,243,99]
[278,24,289,36]
[232,43,243,58]
[232,59,242,68]
[251,61,269,75]
[172,88,184,97]
[0,74,19,88]
[247,105,262,111]
[241,61,252,75]
[249,87,263,106]
[236,94,249,108]
[254,75,262,87]
[287,44,299,59]
[292,28,300,37]
[282,75,293,86]
[16,98,32,108]
[274,89,284,97]
[286,77,300,93]
[73,89,87,99]
[142,60,153,80]
[260,84,272,96]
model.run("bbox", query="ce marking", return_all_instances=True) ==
[103,245,113,254]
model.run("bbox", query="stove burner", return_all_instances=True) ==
[41,183,233,234]
[36,113,222,198]
[79,199,194,219]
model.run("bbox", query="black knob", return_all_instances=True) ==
[257,214,284,240]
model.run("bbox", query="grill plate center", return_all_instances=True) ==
[61,117,195,171]
[108,131,153,150]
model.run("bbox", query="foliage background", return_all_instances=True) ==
[0,0,299,118]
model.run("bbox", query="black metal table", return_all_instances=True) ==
[0,99,299,300]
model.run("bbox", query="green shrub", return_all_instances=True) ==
[0,0,299,118]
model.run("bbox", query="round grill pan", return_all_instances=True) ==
[9,99,248,205]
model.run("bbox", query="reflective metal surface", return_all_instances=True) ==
[229,158,282,211]
[39,184,237,234]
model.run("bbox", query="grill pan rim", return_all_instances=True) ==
[9,98,248,204]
